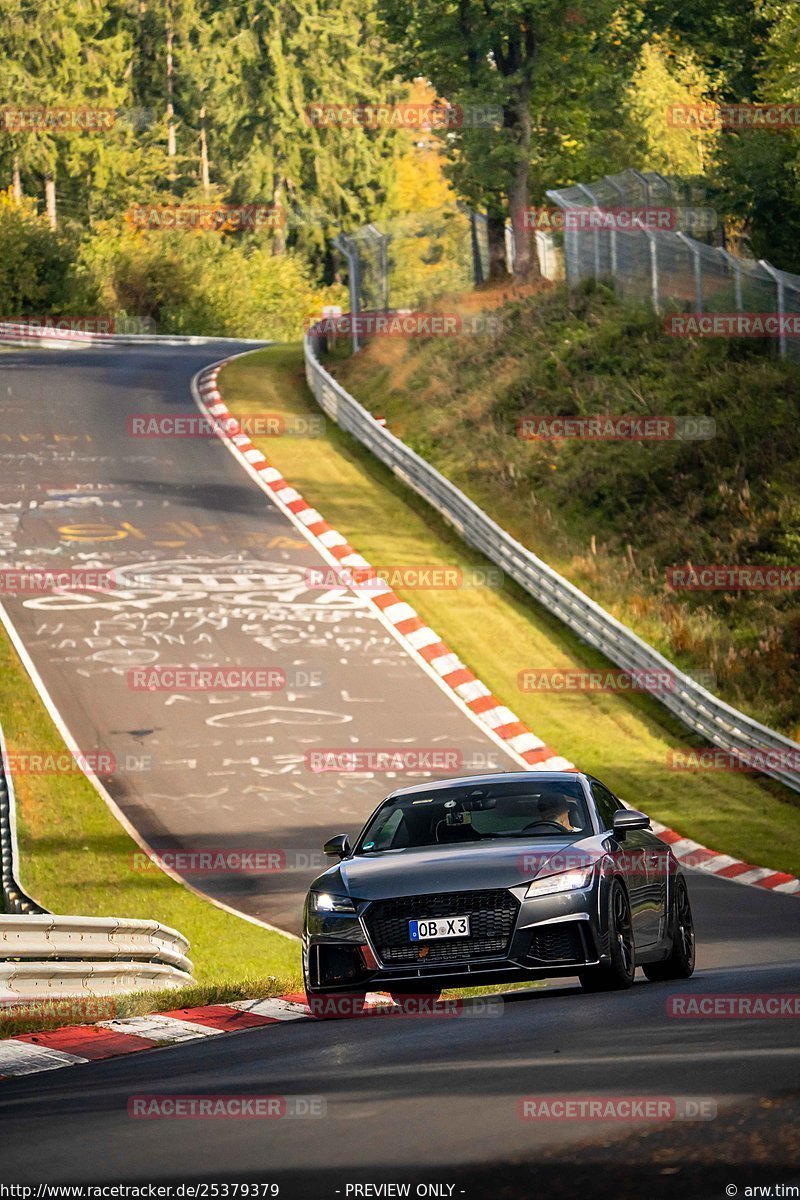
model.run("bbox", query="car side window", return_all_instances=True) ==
[590,781,622,830]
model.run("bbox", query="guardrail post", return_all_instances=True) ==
[760,260,787,359]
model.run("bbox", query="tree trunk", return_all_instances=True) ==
[166,4,176,177]
[45,175,57,229]
[199,104,210,195]
[487,214,509,279]
[12,156,22,202]
[272,180,286,254]
[506,96,540,281]
[469,211,484,285]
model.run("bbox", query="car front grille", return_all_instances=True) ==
[526,923,585,965]
[364,889,519,965]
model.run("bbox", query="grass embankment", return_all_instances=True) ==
[333,282,800,742]
[218,345,800,876]
[0,629,302,991]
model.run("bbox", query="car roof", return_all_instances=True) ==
[385,771,590,799]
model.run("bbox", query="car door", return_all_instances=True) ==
[590,781,660,947]
[639,826,670,943]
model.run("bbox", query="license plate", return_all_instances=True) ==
[409,915,470,941]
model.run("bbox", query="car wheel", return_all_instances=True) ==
[579,879,636,992]
[642,875,695,982]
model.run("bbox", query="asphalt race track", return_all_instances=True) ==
[0,342,518,930]
[0,344,798,1197]
[0,878,797,1195]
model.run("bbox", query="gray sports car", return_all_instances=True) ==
[302,771,695,1009]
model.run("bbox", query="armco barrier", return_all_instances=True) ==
[1,718,193,994]
[303,326,800,796]
[0,724,44,915]
[0,958,193,1003]
[0,915,193,1003]
[0,913,192,971]
[0,320,264,350]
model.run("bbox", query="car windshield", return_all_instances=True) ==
[354,780,590,854]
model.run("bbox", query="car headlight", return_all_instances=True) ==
[309,892,357,914]
[525,865,594,899]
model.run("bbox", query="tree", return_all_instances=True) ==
[378,0,627,280]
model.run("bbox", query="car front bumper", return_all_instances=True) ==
[303,883,606,993]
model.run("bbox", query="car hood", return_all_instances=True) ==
[319,837,603,901]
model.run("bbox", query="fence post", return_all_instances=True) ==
[677,232,703,313]
[760,261,787,359]
[720,249,743,312]
[645,232,660,312]
[603,175,627,281]
[576,183,601,280]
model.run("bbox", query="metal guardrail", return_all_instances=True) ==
[1,714,193,997]
[304,327,800,795]
[0,725,45,915]
[0,914,192,972]
[0,958,193,1003]
[0,321,263,349]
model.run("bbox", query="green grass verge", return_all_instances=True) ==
[331,283,800,739]
[0,628,302,985]
[219,344,800,877]
[0,977,297,1040]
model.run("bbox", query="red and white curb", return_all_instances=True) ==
[194,362,570,774]
[0,996,311,1078]
[0,993,417,1080]
[192,358,799,901]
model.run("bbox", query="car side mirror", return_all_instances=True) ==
[612,809,651,837]
[323,833,351,859]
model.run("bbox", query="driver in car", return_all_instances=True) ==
[537,793,582,832]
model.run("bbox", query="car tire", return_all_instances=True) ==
[579,878,636,992]
[642,875,695,982]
